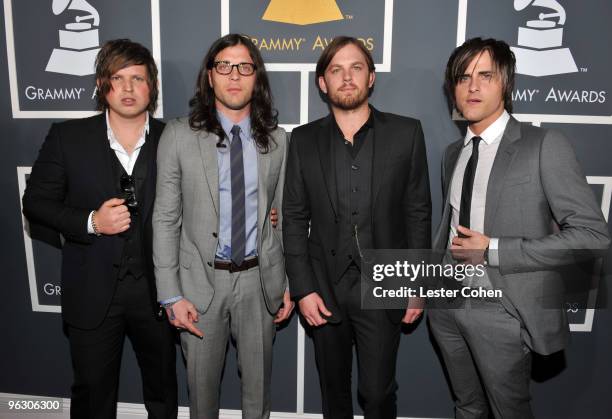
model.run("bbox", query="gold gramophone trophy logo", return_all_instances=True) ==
[45,0,100,76]
[510,0,578,77]
[262,0,344,26]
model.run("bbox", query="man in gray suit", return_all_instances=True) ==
[153,34,293,419]
[429,37,610,418]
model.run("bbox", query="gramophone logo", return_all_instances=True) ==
[45,0,101,76]
[510,0,578,77]
[262,0,343,26]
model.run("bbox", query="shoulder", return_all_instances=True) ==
[291,115,328,138]
[373,108,422,130]
[160,117,204,141]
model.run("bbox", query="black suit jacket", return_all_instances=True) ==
[22,113,164,329]
[283,107,432,323]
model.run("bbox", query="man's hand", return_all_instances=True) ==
[165,298,204,338]
[451,225,490,265]
[270,207,278,228]
[298,292,332,327]
[402,308,423,324]
[94,198,130,235]
[274,290,295,324]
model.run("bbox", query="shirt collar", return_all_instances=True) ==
[464,110,510,147]
[105,109,150,147]
[217,110,252,143]
[332,106,374,138]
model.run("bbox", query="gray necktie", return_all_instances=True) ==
[230,125,246,266]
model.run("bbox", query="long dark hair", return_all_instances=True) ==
[188,34,278,152]
[95,39,159,113]
[444,37,516,112]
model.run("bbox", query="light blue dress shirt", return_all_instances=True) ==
[215,111,259,260]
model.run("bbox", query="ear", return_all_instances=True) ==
[207,69,213,86]
[368,71,376,89]
[318,76,328,94]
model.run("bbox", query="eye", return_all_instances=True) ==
[457,75,470,83]
[110,75,121,81]
[352,65,363,71]
[133,75,146,82]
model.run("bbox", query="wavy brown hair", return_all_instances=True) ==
[95,39,158,113]
[189,34,278,152]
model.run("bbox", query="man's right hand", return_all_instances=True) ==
[94,198,131,235]
[165,298,204,338]
[298,292,332,327]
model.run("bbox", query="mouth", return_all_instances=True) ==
[467,98,481,104]
[227,87,242,94]
[121,98,136,105]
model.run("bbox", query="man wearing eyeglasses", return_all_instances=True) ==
[429,37,610,418]
[153,34,292,418]
[22,39,178,418]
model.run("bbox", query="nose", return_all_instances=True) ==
[229,66,240,80]
[123,79,134,92]
[468,75,479,93]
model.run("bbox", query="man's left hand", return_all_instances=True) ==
[274,290,295,324]
[270,208,278,228]
[451,225,490,264]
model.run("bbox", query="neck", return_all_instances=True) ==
[108,109,147,133]
[216,102,250,124]
[468,107,505,136]
[331,102,370,141]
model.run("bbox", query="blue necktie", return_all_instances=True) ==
[230,125,246,266]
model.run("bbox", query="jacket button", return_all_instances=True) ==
[212,232,218,238]
[331,250,336,256]
[207,261,212,267]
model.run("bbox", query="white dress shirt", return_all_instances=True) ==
[447,110,510,266]
[87,111,150,234]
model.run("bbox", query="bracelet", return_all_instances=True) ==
[91,211,101,236]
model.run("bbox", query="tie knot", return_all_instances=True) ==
[230,125,241,137]
[471,136,482,147]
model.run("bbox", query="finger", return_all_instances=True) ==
[457,225,472,236]
[104,198,125,207]
[274,309,286,324]
[187,306,199,323]
[318,301,332,317]
[185,322,204,338]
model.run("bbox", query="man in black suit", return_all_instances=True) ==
[22,39,177,419]
[283,36,432,418]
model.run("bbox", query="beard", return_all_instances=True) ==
[327,86,369,110]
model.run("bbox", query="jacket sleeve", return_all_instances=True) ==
[22,123,92,245]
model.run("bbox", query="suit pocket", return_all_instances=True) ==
[179,247,194,269]
[505,175,531,186]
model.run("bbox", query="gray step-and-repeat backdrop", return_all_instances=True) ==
[1,1,611,418]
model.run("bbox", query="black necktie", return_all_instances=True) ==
[230,125,246,266]
[459,136,481,235]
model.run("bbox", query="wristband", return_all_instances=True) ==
[91,211,102,236]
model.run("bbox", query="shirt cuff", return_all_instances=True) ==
[488,238,499,267]
[160,296,183,306]
[87,211,95,234]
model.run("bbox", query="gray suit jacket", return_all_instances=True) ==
[433,116,610,355]
[153,118,288,315]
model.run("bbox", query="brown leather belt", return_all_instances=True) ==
[214,256,258,272]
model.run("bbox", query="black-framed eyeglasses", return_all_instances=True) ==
[213,61,256,76]
[120,174,139,215]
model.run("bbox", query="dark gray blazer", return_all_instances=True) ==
[433,116,610,355]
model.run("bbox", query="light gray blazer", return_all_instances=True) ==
[153,118,288,315]
[433,116,610,355]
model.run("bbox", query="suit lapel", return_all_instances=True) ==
[433,140,463,249]
[371,109,392,206]
[197,131,220,216]
[257,142,271,240]
[484,117,520,234]
[317,116,338,217]
[91,113,115,199]
[140,121,160,222]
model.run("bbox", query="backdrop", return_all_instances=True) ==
[1,1,611,418]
